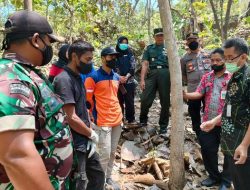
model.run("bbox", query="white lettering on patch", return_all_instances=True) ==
[10,83,30,98]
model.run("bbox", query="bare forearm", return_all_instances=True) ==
[0,131,54,190]
[241,123,250,147]
[185,92,203,100]
[67,116,91,137]
[3,153,54,190]
[140,61,149,81]
[212,114,222,126]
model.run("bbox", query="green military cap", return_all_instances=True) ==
[153,28,164,36]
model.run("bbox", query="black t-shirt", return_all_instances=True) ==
[53,67,89,151]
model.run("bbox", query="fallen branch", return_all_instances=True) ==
[153,161,163,180]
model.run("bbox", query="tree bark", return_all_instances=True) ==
[220,0,224,41]
[24,0,32,11]
[147,0,152,43]
[209,0,222,35]
[158,0,185,189]
[100,0,104,12]
[189,0,199,32]
[223,0,233,41]
[64,0,74,43]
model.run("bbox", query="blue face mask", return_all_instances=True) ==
[119,43,128,51]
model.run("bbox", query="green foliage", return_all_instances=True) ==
[0,0,249,61]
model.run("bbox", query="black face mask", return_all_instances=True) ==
[41,45,53,66]
[30,37,53,66]
[188,41,199,51]
[211,64,225,72]
[78,61,92,74]
[106,59,116,69]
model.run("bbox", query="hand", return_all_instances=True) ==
[200,120,216,132]
[234,144,248,164]
[89,129,99,144]
[140,80,145,91]
[183,90,188,101]
[87,140,96,158]
[120,76,127,84]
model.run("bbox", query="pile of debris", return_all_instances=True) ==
[111,99,225,190]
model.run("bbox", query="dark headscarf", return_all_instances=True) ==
[55,44,70,68]
[116,36,129,54]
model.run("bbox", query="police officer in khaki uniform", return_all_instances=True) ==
[181,32,211,137]
[140,28,170,134]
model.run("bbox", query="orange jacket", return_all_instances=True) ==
[85,67,123,127]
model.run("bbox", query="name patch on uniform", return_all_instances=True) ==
[10,83,30,98]
[187,62,195,72]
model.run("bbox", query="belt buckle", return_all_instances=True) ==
[157,65,162,69]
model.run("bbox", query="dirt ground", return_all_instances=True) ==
[110,98,233,190]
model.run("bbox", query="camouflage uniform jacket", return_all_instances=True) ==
[0,53,74,190]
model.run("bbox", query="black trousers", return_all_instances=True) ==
[199,127,231,186]
[188,99,202,137]
[75,151,105,190]
[118,83,135,122]
[226,155,250,190]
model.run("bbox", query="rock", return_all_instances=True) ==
[121,141,146,161]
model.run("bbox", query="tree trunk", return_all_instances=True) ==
[147,0,152,43]
[100,0,104,12]
[158,0,185,190]
[64,0,74,43]
[209,0,222,37]
[24,0,32,11]
[189,0,199,32]
[220,0,224,41]
[223,0,233,41]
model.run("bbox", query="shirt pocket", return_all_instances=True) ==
[148,50,158,63]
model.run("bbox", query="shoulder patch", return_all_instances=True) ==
[9,83,31,98]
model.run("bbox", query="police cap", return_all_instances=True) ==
[153,28,164,36]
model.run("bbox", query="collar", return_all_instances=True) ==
[211,70,230,78]
[3,52,33,67]
[99,66,114,76]
[64,66,81,79]
[152,43,164,48]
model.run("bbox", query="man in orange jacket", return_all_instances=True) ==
[85,46,123,190]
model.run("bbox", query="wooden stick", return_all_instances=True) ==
[153,161,163,180]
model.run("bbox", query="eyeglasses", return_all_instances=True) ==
[225,54,242,62]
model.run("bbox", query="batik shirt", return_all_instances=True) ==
[0,53,74,190]
[196,70,231,124]
[221,64,250,157]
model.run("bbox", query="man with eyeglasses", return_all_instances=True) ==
[201,38,250,190]
[183,48,232,189]
[181,32,212,139]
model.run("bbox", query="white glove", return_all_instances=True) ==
[89,129,99,144]
[87,140,96,158]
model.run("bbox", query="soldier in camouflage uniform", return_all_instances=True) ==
[181,32,211,137]
[0,10,74,190]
